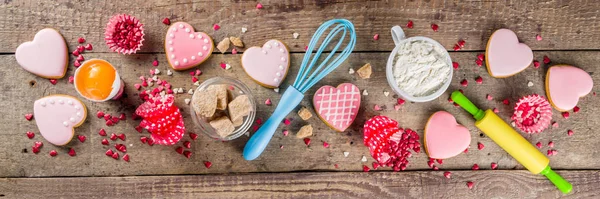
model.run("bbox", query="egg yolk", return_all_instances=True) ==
[75,59,116,101]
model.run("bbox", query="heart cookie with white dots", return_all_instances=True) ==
[33,95,87,145]
[15,28,68,79]
[241,40,290,88]
[546,65,593,111]
[165,22,214,71]
[485,29,533,78]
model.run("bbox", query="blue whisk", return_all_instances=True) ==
[243,19,356,160]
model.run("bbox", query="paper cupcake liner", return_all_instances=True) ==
[511,94,553,134]
[105,14,145,54]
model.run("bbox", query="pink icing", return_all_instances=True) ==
[34,95,86,145]
[15,28,67,78]
[547,66,593,111]
[425,111,471,159]
[165,22,213,70]
[241,40,289,88]
[486,29,533,77]
[313,83,361,132]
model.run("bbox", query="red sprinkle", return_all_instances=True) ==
[104,114,111,121]
[491,162,498,170]
[68,148,76,156]
[472,164,479,170]
[232,48,238,54]
[49,79,57,85]
[189,133,198,140]
[68,76,74,83]
[397,98,406,105]
[162,18,171,25]
[26,131,35,139]
[110,133,117,141]
[117,133,126,141]
[220,62,227,69]
[256,2,263,9]
[265,98,272,106]
[303,138,311,146]
[140,137,148,144]
[453,44,461,51]
[77,45,85,53]
[98,129,107,136]
[78,135,86,143]
[78,37,86,44]
[372,162,380,170]
[101,138,109,145]
[192,76,198,83]
[533,60,540,68]
[562,112,570,119]
[152,60,159,66]
[573,106,580,113]
[436,159,443,165]
[406,20,414,29]
[213,24,220,31]
[283,118,291,126]
[548,141,554,148]
[176,147,184,154]
[567,130,574,136]
[183,151,192,159]
[204,161,212,168]
[323,141,330,148]
[72,50,80,56]
[430,24,439,32]
[458,40,466,48]
[85,43,93,50]
[536,34,543,41]
[24,113,33,121]
[493,108,499,113]
[105,149,113,157]
[477,54,485,61]
[363,165,371,172]
[112,152,119,160]
[467,181,474,189]
[502,99,510,105]
[460,79,468,87]
[373,34,379,40]
[452,62,459,69]
[475,59,483,67]
[34,141,43,148]
[184,141,191,149]
[475,76,483,84]
[543,55,551,64]
[486,94,493,101]
[195,69,202,76]
[536,142,542,148]
[282,130,289,136]
[32,146,40,154]
[135,125,143,133]
[123,154,130,162]
[477,142,484,150]
[443,171,452,179]
[49,150,58,157]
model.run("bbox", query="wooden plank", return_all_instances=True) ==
[1,0,600,53]
[0,170,598,198]
[1,50,598,177]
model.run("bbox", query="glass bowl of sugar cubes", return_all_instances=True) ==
[190,77,256,141]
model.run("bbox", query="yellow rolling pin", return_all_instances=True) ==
[451,91,572,194]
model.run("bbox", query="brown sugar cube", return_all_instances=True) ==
[207,84,228,110]
[228,95,252,122]
[296,124,313,138]
[357,63,372,79]
[229,36,244,48]
[231,116,243,127]
[209,116,236,138]
[298,107,313,120]
[217,38,230,53]
[192,89,217,118]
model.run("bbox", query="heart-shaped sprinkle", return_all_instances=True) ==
[165,22,214,71]
[485,29,533,78]
[33,95,87,145]
[15,29,68,79]
[241,40,290,88]
[424,111,471,159]
[313,83,361,132]
[546,65,593,111]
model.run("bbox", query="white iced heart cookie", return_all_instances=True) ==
[15,28,68,79]
[241,40,290,88]
[33,95,87,145]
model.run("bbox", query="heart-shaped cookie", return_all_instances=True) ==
[546,65,593,111]
[313,83,361,132]
[15,28,68,79]
[165,22,214,71]
[424,111,471,159]
[241,40,290,88]
[485,29,533,78]
[33,95,87,145]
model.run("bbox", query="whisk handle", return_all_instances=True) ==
[243,87,304,160]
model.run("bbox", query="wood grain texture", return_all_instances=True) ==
[1,0,600,53]
[1,51,598,177]
[0,170,599,198]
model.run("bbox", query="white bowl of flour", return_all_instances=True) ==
[386,26,453,102]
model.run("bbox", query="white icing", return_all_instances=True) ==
[41,101,46,107]
[58,100,64,104]
[189,34,194,39]
[169,34,174,38]
[183,58,188,63]
[171,28,177,32]
[202,46,207,51]
[171,54,175,59]
[174,61,180,66]
[266,44,272,49]
[191,56,196,60]
[179,24,184,29]
[49,99,55,104]
[198,34,203,39]
[67,100,73,105]
[262,50,267,54]
[185,28,190,33]
[279,65,283,69]
[198,52,203,57]
[76,112,81,116]
[63,121,68,127]
[276,72,281,76]
[280,48,284,53]
[70,117,76,123]
[393,40,451,97]
[281,57,286,62]
[274,78,279,82]
[274,42,279,47]
[203,39,208,43]
[169,47,174,52]
[168,40,173,45]
[75,106,80,110]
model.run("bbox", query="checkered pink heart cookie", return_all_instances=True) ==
[165,22,214,71]
[313,83,361,132]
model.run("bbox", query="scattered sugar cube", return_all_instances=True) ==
[228,95,252,122]
[192,89,217,117]
[296,124,313,138]
[209,116,235,138]
[357,63,372,79]
[241,27,247,33]
[207,84,228,110]
[298,107,313,120]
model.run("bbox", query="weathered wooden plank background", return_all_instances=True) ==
[1,0,600,198]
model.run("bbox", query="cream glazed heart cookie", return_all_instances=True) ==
[33,95,87,145]
[424,111,471,159]
[165,22,214,71]
[546,65,593,111]
[241,40,290,88]
[15,28,68,79]
[313,83,361,132]
[485,29,533,78]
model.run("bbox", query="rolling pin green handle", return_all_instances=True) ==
[541,166,573,194]
[451,91,486,121]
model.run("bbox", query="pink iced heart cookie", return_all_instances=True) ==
[485,29,533,78]
[33,95,87,145]
[15,28,68,79]
[165,22,214,71]
[546,65,593,111]
[313,83,361,132]
[241,40,290,88]
[424,111,471,159]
